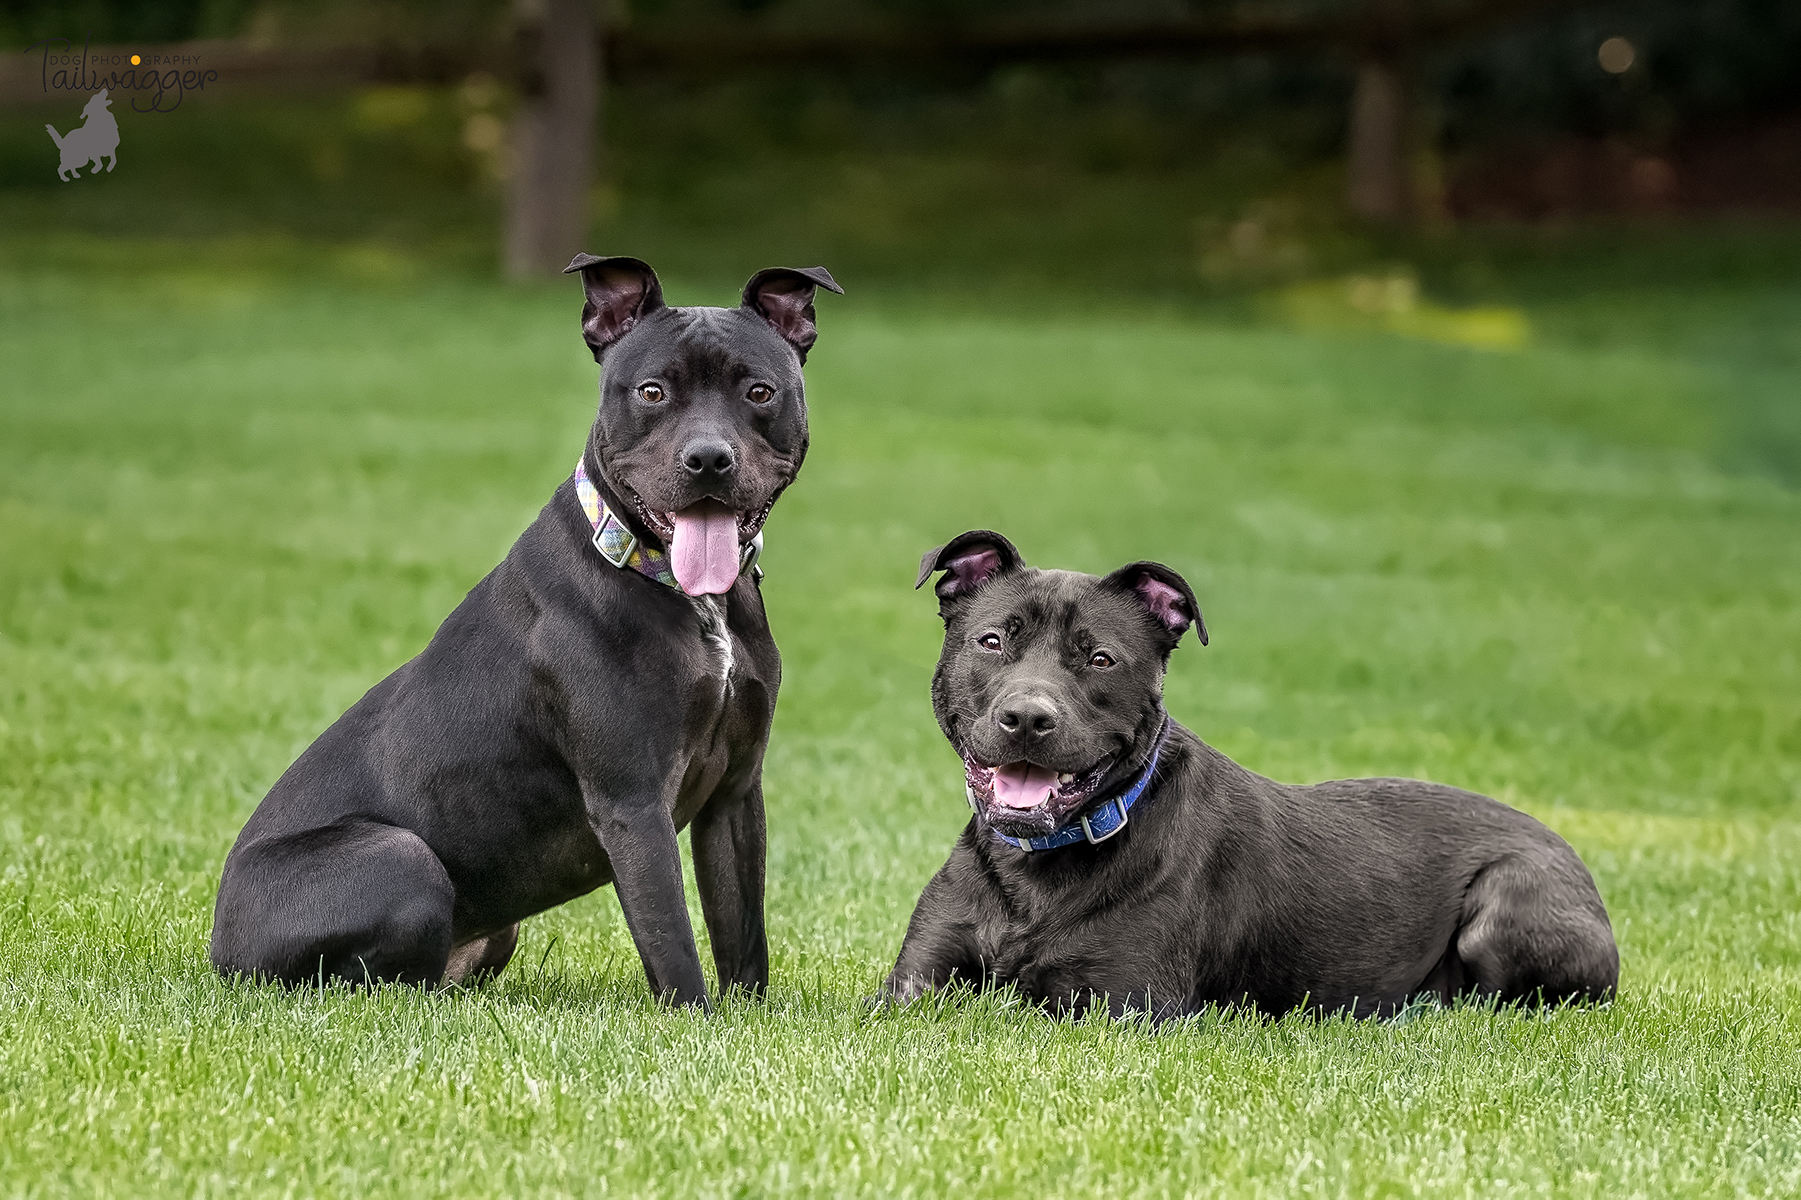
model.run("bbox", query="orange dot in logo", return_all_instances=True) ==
[130,54,140,65]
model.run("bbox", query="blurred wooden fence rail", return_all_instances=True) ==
[4,0,1575,271]
[2,2,1563,98]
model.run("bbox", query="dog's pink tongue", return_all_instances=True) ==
[669,501,741,596]
[992,762,1057,809]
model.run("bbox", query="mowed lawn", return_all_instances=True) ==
[2,239,1800,1197]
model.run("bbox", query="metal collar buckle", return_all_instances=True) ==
[1080,796,1130,844]
[592,511,637,569]
[740,532,764,581]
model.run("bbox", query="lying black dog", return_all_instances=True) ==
[885,531,1618,1019]
[211,256,841,1003]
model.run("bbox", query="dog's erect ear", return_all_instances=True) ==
[1103,561,1207,647]
[564,254,665,363]
[915,530,1024,603]
[741,267,843,364]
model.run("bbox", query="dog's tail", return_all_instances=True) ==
[44,124,64,148]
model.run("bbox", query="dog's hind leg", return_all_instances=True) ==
[211,819,456,987]
[1411,937,1469,1006]
[1454,853,1619,1007]
[445,923,520,987]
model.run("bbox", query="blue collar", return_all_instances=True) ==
[981,721,1169,852]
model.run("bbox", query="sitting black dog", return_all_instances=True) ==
[885,531,1618,1019]
[210,256,840,1003]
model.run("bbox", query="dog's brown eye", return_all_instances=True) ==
[1089,651,1115,669]
[747,384,774,405]
[978,633,1003,651]
[638,383,664,403]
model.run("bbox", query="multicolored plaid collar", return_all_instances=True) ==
[980,719,1170,853]
[572,458,762,592]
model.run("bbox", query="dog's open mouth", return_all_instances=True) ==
[627,490,778,596]
[660,500,741,595]
[963,753,1113,832]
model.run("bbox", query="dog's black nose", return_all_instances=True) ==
[995,694,1058,737]
[681,437,736,481]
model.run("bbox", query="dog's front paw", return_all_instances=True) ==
[870,974,934,1009]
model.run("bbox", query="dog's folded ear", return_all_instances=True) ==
[1103,561,1207,647]
[565,254,665,363]
[742,267,843,364]
[916,531,1024,602]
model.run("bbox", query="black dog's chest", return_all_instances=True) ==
[443,578,778,928]
[958,843,1197,1008]
[666,597,774,827]
[982,895,1140,993]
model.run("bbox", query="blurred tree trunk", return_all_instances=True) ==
[1345,0,1412,222]
[504,0,599,279]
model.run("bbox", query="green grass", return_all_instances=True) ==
[4,217,1801,1195]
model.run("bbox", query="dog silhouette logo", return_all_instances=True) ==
[45,89,120,180]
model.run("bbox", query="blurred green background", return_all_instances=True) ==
[3,1,1800,1195]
